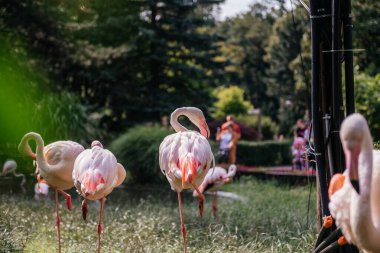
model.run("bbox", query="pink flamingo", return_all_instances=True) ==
[329,113,380,252]
[72,140,126,253]
[2,159,26,189]
[18,132,84,253]
[159,107,215,253]
[193,164,237,222]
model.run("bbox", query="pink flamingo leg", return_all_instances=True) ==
[97,197,105,253]
[57,189,72,210]
[212,192,218,222]
[55,189,61,253]
[191,183,205,217]
[177,192,187,253]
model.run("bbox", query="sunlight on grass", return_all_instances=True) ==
[0,177,316,252]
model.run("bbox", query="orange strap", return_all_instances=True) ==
[338,236,347,246]
[323,215,333,228]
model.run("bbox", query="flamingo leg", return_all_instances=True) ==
[82,198,88,220]
[191,183,205,217]
[55,189,61,253]
[57,189,72,210]
[177,192,187,253]
[212,192,218,222]
[97,197,105,253]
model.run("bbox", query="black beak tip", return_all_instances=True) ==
[350,180,360,194]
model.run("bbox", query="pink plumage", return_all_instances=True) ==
[159,107,214,253]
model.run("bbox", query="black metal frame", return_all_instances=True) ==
[309,0,357,252]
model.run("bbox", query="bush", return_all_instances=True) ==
[236,115,279,140]
[109,125,173,184]
[235,140,292,166]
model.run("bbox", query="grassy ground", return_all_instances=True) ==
[0,177,316,253]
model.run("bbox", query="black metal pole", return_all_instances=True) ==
[310,0,330,219]
[343,0,355,115]
[331,0,345,174]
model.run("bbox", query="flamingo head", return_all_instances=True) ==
[340,113,369,194]
[91,140,103,149]
[177,153,200,188]
[186,107,210,138]
[2,160,17,176]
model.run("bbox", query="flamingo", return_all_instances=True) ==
[34,179,50,200]
[193,164,237,222]
[2,159,26,191]
[159,107,215,253]
[18,132,84,253]
[328,113,380,252]
[72,140,126,253]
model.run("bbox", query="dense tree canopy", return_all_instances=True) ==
[0,0,379,143]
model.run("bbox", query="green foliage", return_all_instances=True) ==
[355,72,380,141]
[236,115,279,140]
[211,86,253,119]
[264,6,310,134]
[236,140,292,166]
[216,4,278,119]
[109,126,173,184]
[352,1,380,75]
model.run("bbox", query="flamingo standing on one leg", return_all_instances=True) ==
[159,107,215,253]
[328,113,380,252]
[2,159,26,192]
[72,140,126,253]
[18,132,84,253]
[193,164,237,222]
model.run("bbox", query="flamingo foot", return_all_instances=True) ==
[82,199,88,220]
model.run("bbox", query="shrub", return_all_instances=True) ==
[236,115,279,140]
[109,125,173,184]
[211,86,253,119]
[235,140,292,166]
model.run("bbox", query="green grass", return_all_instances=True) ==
[0,177,317,253]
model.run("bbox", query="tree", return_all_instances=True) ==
[264,5,309,135]
[211,86,253,119]
[355,71,380,141]
[216,3,277,119]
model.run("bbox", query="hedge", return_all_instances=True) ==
[235,140,292,166]
[109,125,173,184]
[109,125,292,184]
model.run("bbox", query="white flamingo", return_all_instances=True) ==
[159,107,215,253]
[18,132,84,253]
[72,140,126,253]
[2,160,26,190]
[193,164,237,222]
[329,113,380,252]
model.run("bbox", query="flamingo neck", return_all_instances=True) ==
[20,133,49,172]
[170,108,190,133]
[351,130,380,250]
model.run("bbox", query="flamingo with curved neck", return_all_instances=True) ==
[2,159,26,187]
[18,132,84,253]
[329,113,380,252]
[194,164,237,222]
[159,107,214,253]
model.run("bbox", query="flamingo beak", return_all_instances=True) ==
[200,120,210,138]
[345,146,360,194]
